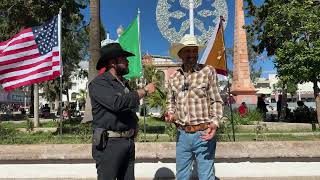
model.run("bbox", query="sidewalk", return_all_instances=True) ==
[0,162,320,179]
[0,141,320,179]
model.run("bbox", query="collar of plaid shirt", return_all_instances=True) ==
[177,63,204,74]
[167,64,223,127]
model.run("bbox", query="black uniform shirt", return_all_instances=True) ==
[89,71,140,131]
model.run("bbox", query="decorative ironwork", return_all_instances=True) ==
[156,0,228,45]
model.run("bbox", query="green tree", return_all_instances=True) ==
[143,64,167,115]
[77,89,86,110]
[275,79,298,120]
[276,80,298,99]
[247,33,263,83]
[245,0,320,124]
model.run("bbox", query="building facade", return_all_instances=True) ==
[254,74,318,108]
[0,87,31,110]
[142,54,181,87]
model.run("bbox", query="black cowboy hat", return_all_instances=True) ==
[96,43,135,70]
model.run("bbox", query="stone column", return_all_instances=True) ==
[231,0,257,105]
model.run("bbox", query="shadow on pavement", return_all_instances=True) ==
[153,167,175,180]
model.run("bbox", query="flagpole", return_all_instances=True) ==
[58,8,63,142]
[220,16,235,141]
[138,9,142,71]
[138,9,146,142]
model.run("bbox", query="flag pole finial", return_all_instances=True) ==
[220,15,225,22]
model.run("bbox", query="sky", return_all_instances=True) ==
[81,0,275,78]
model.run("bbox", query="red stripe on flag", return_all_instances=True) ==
[0,28,33,46]
[0,55,57,75]
[0,37,35,54]
[3,74,59,91]
[0,53,40,66]
[52,71,60,77]
[0,44,37,58]
[0,66,54,84]
[0,36,34,50]
[53,51,59,56]
[52,61,60,66]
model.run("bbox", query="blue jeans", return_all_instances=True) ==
[176,129,216,180]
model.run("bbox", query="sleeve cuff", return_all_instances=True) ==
[131,91,140,107]
[211,119,220,128]
[168,110,175,114]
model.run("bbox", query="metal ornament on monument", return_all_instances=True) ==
[156,0,228,44]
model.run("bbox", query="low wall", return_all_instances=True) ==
[238,122,319,132]
[0,141,319,163]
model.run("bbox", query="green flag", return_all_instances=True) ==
[119,16,142,79]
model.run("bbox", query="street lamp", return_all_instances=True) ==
[22,86,29,114]
[298,88,302,101]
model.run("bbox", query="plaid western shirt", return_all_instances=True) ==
[166,64,223,127]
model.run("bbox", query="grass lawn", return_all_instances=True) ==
[1,132,320,144]
[0,116,319,144]
[219,133,320,142]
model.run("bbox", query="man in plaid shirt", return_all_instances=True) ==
[165,34,223,180]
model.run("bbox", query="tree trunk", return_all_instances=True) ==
[66,89,71,119]
[82,0,100,123]
[54,94,59,111]
[313,80,320,126]
[66,89,70,105]
[280,84,287,121]
[30,85,34,117]
[33,83,39,127]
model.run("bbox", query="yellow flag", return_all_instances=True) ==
[199,19,227,75]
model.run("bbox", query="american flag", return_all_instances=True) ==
[0,15,61,91]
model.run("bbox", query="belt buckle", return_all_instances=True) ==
[184,123,208,133]
[119,131,124,137]
[185,126,192,132]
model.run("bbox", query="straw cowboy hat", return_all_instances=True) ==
[96,43,135,70]
[169,34,205,60]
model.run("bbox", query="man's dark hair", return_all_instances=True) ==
[297,101,304,107]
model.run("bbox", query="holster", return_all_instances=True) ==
[92,128,108,151]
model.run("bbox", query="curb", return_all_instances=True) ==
[0,141,319,162]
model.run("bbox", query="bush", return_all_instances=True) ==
[0,124,18,144]
[164,123,177,141]
[246,110,263,123]
[215,121,234,142]
[227,110,262,126]
[216,110,263,142]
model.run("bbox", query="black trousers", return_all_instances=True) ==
[92,137,135,180]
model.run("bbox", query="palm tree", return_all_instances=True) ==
[77,89,87,111]
[143,64,167,116]
[82,0,100,123]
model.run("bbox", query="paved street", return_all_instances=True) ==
[0,162,320,179]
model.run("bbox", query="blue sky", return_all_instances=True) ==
[81,0,275,78]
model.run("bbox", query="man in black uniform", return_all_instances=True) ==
[89,43,155,180]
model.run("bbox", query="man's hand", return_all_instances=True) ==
[200,123,218,141]
[164,112,175,122]
[144,83,155,94]
[137,83,156,98]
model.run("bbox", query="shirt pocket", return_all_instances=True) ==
[172,84,184,97]
[190,83,207,98]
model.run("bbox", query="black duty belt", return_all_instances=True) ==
[107,129,134,138]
